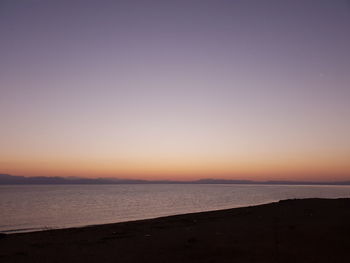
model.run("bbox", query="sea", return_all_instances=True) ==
[1,184,349,233]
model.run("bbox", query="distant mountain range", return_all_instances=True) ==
[1,174,350,185]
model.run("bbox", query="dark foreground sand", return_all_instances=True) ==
[1,198,350,263]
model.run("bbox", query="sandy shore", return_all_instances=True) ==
[1,198,350,262]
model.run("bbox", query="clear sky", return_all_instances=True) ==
[1,0,349,181]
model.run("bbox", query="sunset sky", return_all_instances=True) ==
[1,0,349,181]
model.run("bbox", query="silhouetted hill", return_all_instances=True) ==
[193,179,253,184]
[0,174,149,184]
[0,174,349,185]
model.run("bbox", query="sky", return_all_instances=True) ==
[1,0,350,181]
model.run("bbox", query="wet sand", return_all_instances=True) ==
[1,198,350,263]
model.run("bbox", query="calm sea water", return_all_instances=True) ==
[1,184,350,233]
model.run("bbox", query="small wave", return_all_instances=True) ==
[1,227,52,234]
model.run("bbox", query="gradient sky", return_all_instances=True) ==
[1,0,350,181]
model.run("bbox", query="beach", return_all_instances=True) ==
[1,198,350,262]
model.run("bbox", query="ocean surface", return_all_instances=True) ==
[1,184,350,233]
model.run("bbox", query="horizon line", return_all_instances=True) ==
[1,174,350,185]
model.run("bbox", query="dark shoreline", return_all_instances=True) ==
[1,198,350,262]
[0,202,270,235]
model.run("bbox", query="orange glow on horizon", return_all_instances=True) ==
[1,151,350,182]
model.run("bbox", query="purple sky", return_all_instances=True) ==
[1,0,350,180]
